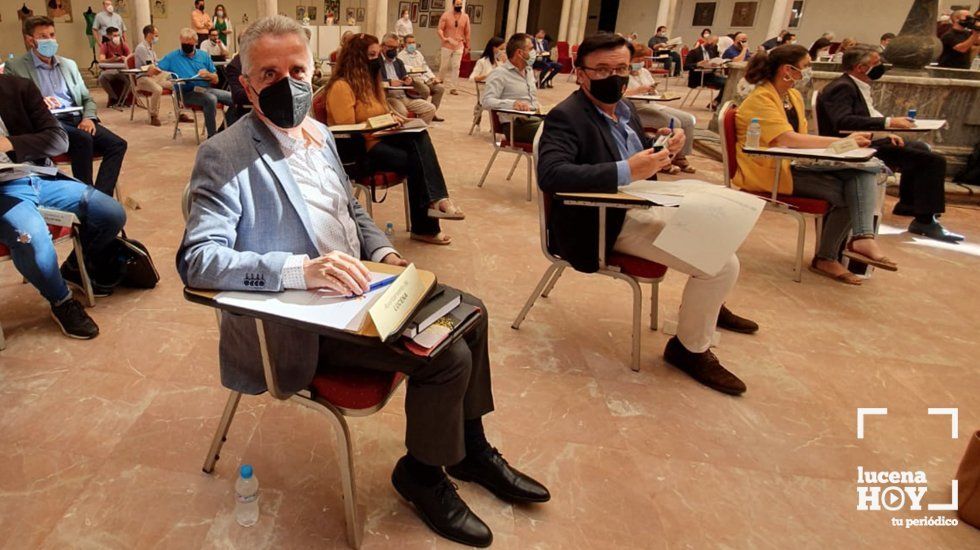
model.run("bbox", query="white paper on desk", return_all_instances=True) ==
[214,272,392,332]
[758,146,877,159]
[651,186,765,278]
[622,179,717,207]
[909,119,946,130]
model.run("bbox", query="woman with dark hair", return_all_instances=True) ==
[213,4,231,46]
[808,37,832,60]
[325,34,463,245]
[470,36,505,82]
[696,28,712,46]
[735,45,896,285]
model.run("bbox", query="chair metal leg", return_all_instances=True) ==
[541,264,565,298]
[791,211,806,283]
[353,184,372,217]
[625,276,643,372]
[402,184,412,233]
[172,95,181,140]
[505,154,520,181]
[193,112,201,145]
[202,390,242,474]
[814,215,824,255]
[512,262,563,329]
[477,148,500,188]
[525,155,533,202]
[649,282,660,331]
[681,87,695,107]
[72,231,96,307]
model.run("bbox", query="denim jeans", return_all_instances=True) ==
[0,176,126,304]
[182,88,235,137]
[791,166,878,261]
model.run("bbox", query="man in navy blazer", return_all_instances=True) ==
[177,17,547,547]
[531,30,561,88]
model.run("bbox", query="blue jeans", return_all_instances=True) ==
[182,88,235,137]
[0,176,126,304]
[791,167,878,261]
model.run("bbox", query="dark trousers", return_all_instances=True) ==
[367,131,449,236]
[533,59,561,86]
[661,51,682,76]
[873,140,946,215]
[317,291,494,466]
[58,117,128,196]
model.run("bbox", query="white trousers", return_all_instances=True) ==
[438,47,463,90]
[613,207,740,353]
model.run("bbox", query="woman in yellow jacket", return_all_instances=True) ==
[734,45,897,285]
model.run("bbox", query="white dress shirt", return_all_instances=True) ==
[397,49,435,81]
[395,18,414,38]
[848,74,889,124]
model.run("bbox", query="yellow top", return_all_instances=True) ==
[734,81,807,195]
[325,79,389,150]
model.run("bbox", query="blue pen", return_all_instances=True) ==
[348,274,398,298]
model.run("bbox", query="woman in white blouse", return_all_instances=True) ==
[395,9,413,40]
[469,37,505,131]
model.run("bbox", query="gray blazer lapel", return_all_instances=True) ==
[59,59,82,108]
[247,117,320,251]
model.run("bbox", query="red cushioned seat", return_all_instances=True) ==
[500,138,534,153]
[358,171,405,187]
[650,68,669,75]
[607,252,668,279]
[0,243,8,257]
[745,191,830,215]
[0,224,74,258]
[311,368,404,411]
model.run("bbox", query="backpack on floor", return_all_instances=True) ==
[110,231,160,289]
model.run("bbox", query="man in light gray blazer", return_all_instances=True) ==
[177,16,548,547]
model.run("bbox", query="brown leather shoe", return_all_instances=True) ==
[663,336,746,396]
[179,113,195,123]
[149,116,162,127]
[717,305,759,334]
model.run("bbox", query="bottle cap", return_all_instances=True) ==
[751,117,759,123]
[240,464,253,479]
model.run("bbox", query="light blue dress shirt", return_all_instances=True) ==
[31,52,74,109]
[594,101,645,186]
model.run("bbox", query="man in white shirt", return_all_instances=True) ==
[397,35,445,110]
[481,33,541,143]
[201,28,230,59]
[380,34,436,123]
[92,0,128,46]
[133,24,176,127]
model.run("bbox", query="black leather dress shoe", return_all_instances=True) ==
[392,457,493,548]
[447,447,551,503]
[891,202,915,217]
[663,336,746,396]
[716,305,759,334]
[908,220,964,243]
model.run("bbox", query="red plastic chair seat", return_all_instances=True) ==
[0,225,73,257]
[744,191,830,215]
[499,138,534,153]
[650,68,669,75]
[607,252,668,279]
[358,171,405,188]
[311,368,404,411]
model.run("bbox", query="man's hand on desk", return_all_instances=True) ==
[0,137,13,153]
[381,252,410,267]
[303,251,372,295]
[43,96,63,110]
[628,147,672,180]
[78,118,97,135]
[888,117,915,129]
[513,100,532,111]
[848,132,872,147]
[658,127,685,155]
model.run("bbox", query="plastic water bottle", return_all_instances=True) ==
[907,108,917,121]
[235,464,259,527]
[384,222,394,237]
[746,118,762,148]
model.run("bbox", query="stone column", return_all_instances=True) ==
[655,0,675,31]
[134,0,151,35]
[766,0,792,39]
[505,0,520,36]
[256,0,278,18]
[375,0,389,37]
[575,0,589,44]
[566,0,582,45]
[517,0,530,34]
[557,0,571,41]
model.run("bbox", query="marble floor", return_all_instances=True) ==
[1,75,979,549]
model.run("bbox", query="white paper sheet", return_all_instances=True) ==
[214,272,392,332]
[746,146,877,160]
[622,180,718,207]
[908,119,946,130]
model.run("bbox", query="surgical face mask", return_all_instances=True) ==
[36,38,59,58]
[252,76,312,129]
[526,49,536,64]
[406,44,417,54]
[630,62,643,72]
[867,63,886,80]
[217,10,224,17]
[588,74,628,104]
[789,66,812,88]
[402,13,409,19]
[111,36,121,45]
[106,5,114,13]
[384,48,397,59]
[181,43,196,55]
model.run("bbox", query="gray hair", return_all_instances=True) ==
[179,27,197,41]
[382,32,400,44]
[842,44,877,72]
[239,15,313,74]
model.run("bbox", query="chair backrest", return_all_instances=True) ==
[182,181,192,221]
[531,122,558,261]
[126,54,136,69]
[681,46,689,60]
[311,84,328,125]
[810,89,820,135]
[557,41,569,58]
[474,79,484,103]
[718,100,738,187]
[488,109,506,140]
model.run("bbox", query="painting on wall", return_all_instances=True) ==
[429,13,439,27]
[472,4,482,24]
[296,5,306,20]
[788,0,804,28]
[306,6,318,21]
[730,1,758,28]
[465,4,473,20]
[419,13,428,28]
[324,0,339,23]
[411,2,419,22]
[115,0,129,15]
[398,1,410,18]
[431,0,445,11]
[47,0,73,23]
[356,7,365,22]
[152,0,168,19]
[420,0,430,12]
[17,4,35,22]
[691,2,715,27]
[345,7,355,24]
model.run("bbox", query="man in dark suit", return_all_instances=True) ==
[537,33,757,396]
[816,45,963,243]
[531,29,561,88]
[0,73,126,339]
[683,35,727,109]
[381,33,439,122]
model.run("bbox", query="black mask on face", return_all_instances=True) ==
[588,74,628,104]
[454,5,462,12]
[384,48,397,59]
[181,43,196,54]
[252,76,312,129]
[368,57,383,74]
[867,63,886,80]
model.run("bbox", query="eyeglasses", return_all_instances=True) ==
[580,65,630,79]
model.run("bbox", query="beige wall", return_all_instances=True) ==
[616,0,663,41]
[384,1,501,65]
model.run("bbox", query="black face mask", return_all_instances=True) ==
[867,63,886,80]
[454,5,462,12]
[368,57,383,74]
[588,75,628,104]
[181,43,196,54]
[384,48,397,59]
[253,76,312,129]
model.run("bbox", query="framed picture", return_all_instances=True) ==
[692,2,715,27]
[345,7,355,23]
[419,13,428,27]
[307,5,317,21]
[47,0,74,23]
[324,0,339,23]
[115,0,129,15]
[473,4,482,24]
[465,4,473,19]
[398,1,409,17]
[411,2,419,22]
[429,13,440,27]
[296,5,306,20]
[787,0,804,28]
[356,7,365,22]
[152,0,168,18]
[730,1,758,28]
[431,0,445,10]
[420,0,429,11]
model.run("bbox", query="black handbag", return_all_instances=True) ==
[113,231,159,289]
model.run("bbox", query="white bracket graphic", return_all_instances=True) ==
[856,408,888,439]
[928,480,958,511]
[927,408,959,439]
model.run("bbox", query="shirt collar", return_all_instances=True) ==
[848,74,872,95]
[502,60,529,75]
[593,100,631,126]
[32,51,59,69]
[265,117,326,155]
